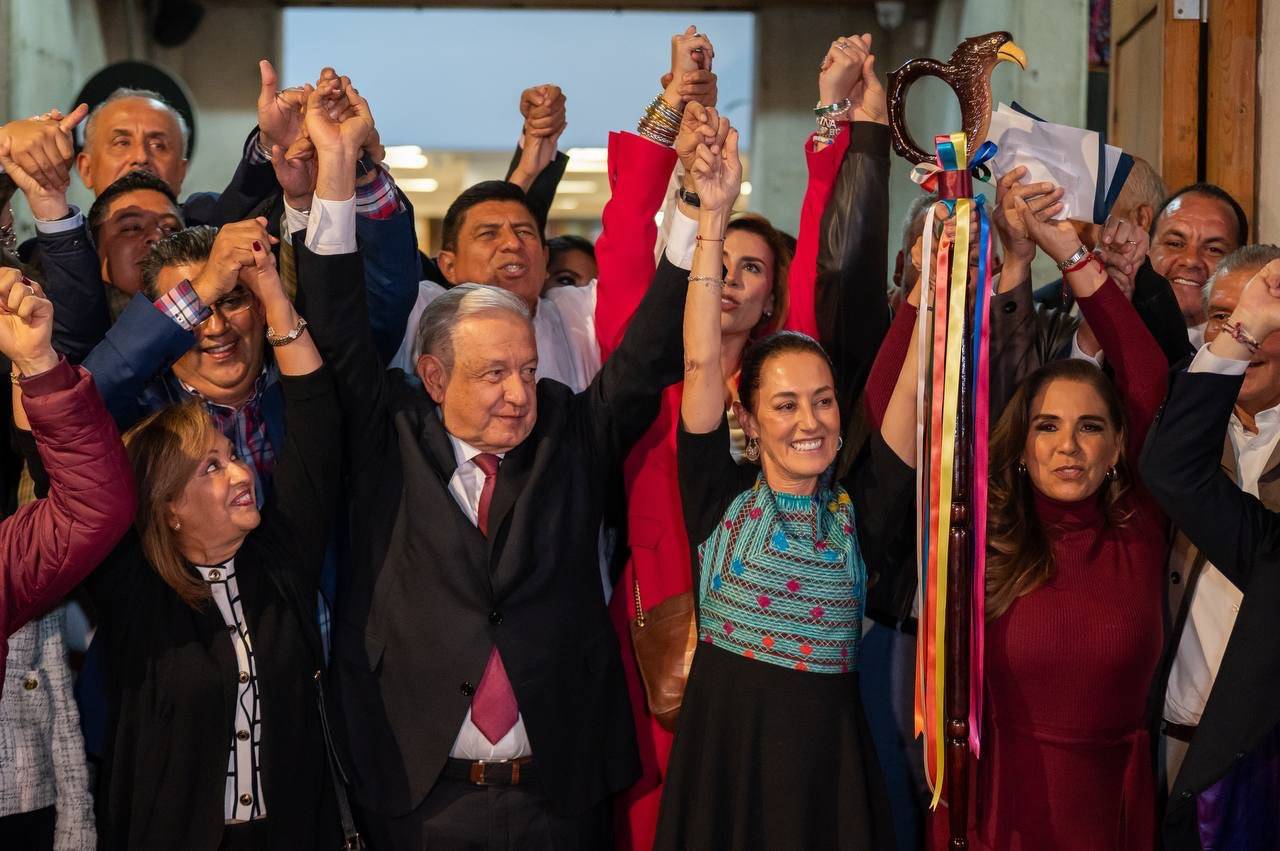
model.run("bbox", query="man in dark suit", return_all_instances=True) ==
[296,75,702,849]
[1141,255,1280,850]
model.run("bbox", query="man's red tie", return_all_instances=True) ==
[470,452,518,744]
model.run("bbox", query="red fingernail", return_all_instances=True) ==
[253,240,263,251]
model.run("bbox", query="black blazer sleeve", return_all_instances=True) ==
[257,366,343,583]
[181,128,282,227]
[37,221,111,365]
[505,144,569,232]
[576,255,687,471]
[1131,259,1196,366]
[295,244,394,474]
[815,121,891,424]
[1140,367,1280,590]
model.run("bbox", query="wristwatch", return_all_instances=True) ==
[677,187,701,208]
[1056,245,1090,271]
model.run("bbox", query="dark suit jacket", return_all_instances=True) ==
[301,245,685,818]
[1141,367,1280,850]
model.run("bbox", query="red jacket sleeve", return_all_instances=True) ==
[782,127,853,338]
[593,131,679,362]
[2,360,136,639]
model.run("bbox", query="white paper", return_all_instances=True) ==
[986,103,1119,224]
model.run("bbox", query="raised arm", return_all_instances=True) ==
[594,28,716,360]
[506,84,569,228]
[1142,259,1280,588]
[293,75,393,472]
[0,269,135,634]
[813,36,891,420]
[680,117,738,435]
[0,107,111,363]
[1017,201,1168,453]
[789,32,875,341]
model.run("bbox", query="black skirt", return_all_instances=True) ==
[654,641,895,851]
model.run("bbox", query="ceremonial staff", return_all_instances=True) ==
[886,31,1026,850]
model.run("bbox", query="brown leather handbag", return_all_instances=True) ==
[629,579,697,732]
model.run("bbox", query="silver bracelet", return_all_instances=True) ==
[266,315,308,347]
[1056,244,1090,271]
[688,275,725,289]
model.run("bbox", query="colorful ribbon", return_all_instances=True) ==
[911,131,996,809]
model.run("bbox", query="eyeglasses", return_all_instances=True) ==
[203,289,255,324]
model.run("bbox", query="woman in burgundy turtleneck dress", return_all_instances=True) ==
[975,190,1169,849]
[865,188,1170,848]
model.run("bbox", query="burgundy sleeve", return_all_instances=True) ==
[865,304,918,427]
[1075,278,1169,463]
[1,360,137,635]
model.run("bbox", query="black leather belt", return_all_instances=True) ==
[1162,720,1198,743]
[442,757,534,786]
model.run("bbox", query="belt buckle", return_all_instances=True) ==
[469,758,507,786]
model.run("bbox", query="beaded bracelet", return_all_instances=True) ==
[814,97,852,118]
[1220,320,1262,354]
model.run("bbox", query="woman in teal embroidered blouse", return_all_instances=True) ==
[653,113,921,850]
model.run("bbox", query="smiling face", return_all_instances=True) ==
[1204,264,1280,417]
[157,262,265,406]
[77,97,189,196]
[737,349,841,494]
[1022,378,1122,503]
[417,311,538,453]
[1150,193,1241,325]
[168,428,259,559]
[439,200,547,309]
[97,188,183,295]
[721,229,776,336]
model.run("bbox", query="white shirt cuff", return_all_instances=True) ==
[1189,343,1250,375]
[1069,330,1104,367]
[304,194,357,256]
[282,199,310,236]
[664,205,698,270]
[34,206,83,236]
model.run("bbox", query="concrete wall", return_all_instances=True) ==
[3,0,276,236]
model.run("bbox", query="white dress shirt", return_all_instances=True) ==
[440,432,533,761]
[389,204,700,385]
[1164,345,1280,725]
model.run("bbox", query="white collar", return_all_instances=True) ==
[443,428,506,471]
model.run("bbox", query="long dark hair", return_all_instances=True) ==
[985,359,1133,619]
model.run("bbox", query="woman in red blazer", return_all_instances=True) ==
[0,268,135,689]
[598,34,893,849]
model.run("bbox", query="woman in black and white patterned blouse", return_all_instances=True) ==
[83,230,343,850]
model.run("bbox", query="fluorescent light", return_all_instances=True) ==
[398,177,440,193]
[556,179,599,195]
[553,198,580,211]
[740,181,753,196]
[384,145,429,169]
[565,146,608,173]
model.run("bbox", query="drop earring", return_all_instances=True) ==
[745,437,761,462]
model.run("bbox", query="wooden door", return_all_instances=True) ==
[1110,0,1258,236]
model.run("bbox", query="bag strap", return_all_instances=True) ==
[314,670,364,850]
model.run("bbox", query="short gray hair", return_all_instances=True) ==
[84,88,191,157]
[1203,243,1280,312]
[1117,156,1166,213]
[415,284,532,369]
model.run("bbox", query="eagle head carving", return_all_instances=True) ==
[886,31,1028,165]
